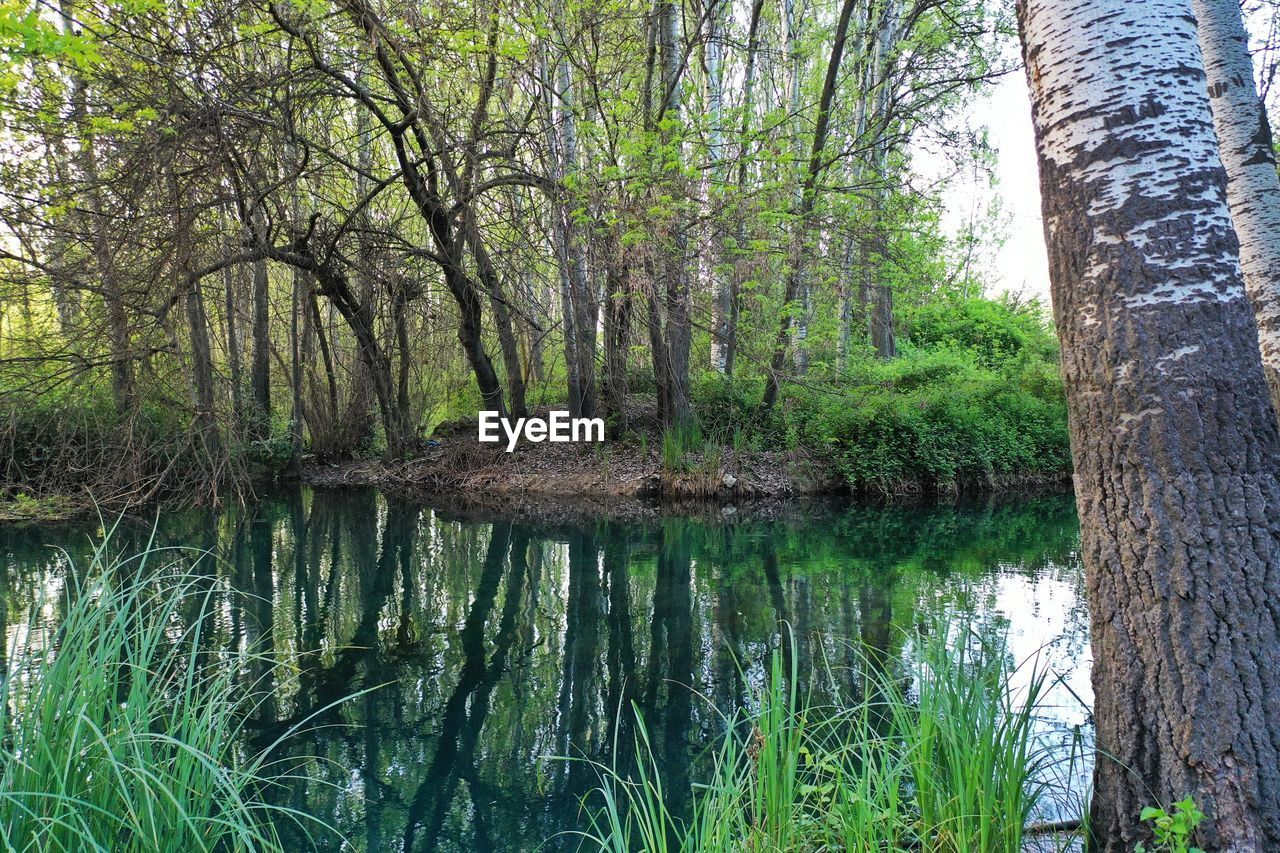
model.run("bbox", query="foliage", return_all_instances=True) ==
[0,385,292,510]
[907,296,1059,370]
[0,0,1018,495]
[572,621,1060,852]
[687,299,1070,494]
[1136,798,1206,853]
[0,531,339,851]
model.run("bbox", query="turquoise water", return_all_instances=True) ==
[0,488,1090,850]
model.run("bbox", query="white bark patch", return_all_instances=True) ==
[1193,0,1280,375]
[1118,407,1163,426]
[1021,0,1248,315]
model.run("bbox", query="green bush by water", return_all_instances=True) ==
[692,297,1070,493]
[573,622,1061,853]
[0,530,332,852]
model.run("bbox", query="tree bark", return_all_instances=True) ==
[1018,0,1280,846]
[186,270,221,465]
[868,0,897,361]
[220,219,245,425]
[602,253,633,430]
[250,215,272,440]
[465,225,528,418]
[762,0,860,409]
[784,0,811,376]
[721,0,766,378]
[704,0,729,374]
[1193,0,1280,409]
[658,0,691,424]
[289,265,305,473]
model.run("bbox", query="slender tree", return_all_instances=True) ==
[762,0,860,409]
[1193,0,1280,407]
[1018,0,1280,846]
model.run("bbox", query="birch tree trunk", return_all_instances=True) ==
[705,0,730,374]
[547,36,598,418]
[1193,0,1280,409]
[868,0,897,360]
[1018,0,1280,845]
[722,0,766,377]
[785,0,811,376]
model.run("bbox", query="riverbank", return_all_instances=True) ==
[299,415,1072,506]
[300,434,839,500]
[0,422,1071,525]
[2,306,1073,524]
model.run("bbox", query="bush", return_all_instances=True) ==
[907,296,1058,370]
[779,347,1069,493]
[691,372,775,447]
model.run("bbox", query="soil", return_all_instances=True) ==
[300,424,844,503]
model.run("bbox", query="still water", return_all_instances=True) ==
[0,488,1091,851]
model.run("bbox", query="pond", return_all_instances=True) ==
[0,488,1092,851]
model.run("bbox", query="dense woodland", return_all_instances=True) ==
[0,0,1081,507]
[11,0,1280,846]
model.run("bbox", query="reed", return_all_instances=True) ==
[573,622,1065,852]
[0,528,331,852]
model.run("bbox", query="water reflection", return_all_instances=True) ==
[0,489,1088,852]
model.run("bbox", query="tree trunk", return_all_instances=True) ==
[658,0,691,424]
[220,220,245,425]
[784,0,811,376]
[1018,0,1280,846]
[722,0,766,379]
[762,0,860,409]
[250,222,271,440]
[1193,0,1280,409]
[644,257,672,423]
[837,232,855,369]
[466,225,528,418]
[603,254,633,430]
[186,274,220,465]
[170,169,220,470]
[704,0,729,374]
[868,0,897,361]
[306,289,340,421]
[289,266,305,473]
[280,246,413,459]
[59,0,134,415]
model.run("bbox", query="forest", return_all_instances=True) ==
[8,0,1280,848]
[0,0,1072,513]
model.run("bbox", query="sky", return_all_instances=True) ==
[973,73,1052,303]
[929,67,1052,305]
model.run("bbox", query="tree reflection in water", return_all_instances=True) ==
[0,488,1087,852]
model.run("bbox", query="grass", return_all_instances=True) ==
[572,622,1067,853]
[0,527,338,852]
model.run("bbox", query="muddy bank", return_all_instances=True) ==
[299,427,1072,513]
[301,433,843,501]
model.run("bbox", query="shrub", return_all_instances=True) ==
[691,372,775,447]
[907,296,1059,370]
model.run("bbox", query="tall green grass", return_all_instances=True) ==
[574,623,1062,853]
[0,530,331,852]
